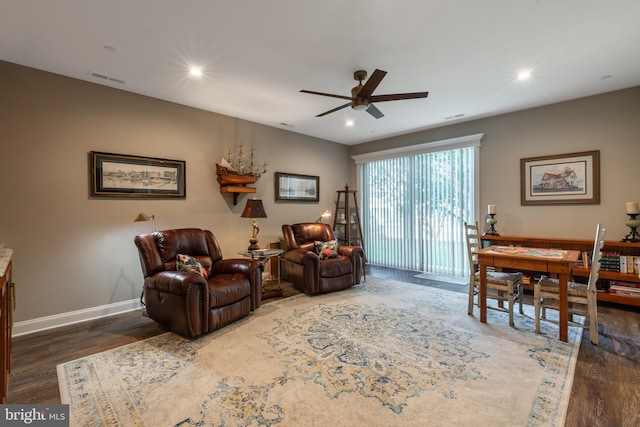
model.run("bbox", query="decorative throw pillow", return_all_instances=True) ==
[315,240,339,260]
[176,254,208,278]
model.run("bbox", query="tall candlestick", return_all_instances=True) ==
[626,201,639,214]
[622,213,640,242]
[488,204,496,215]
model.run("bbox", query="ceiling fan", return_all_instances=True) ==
[300,69,428,119]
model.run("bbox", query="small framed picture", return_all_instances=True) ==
[520,150,600,205]
[275,172,319,202]
[90,151,186,198]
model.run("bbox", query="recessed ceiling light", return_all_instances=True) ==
[189,67,202,77]
[517,70,531,80]
[345,120,354,127]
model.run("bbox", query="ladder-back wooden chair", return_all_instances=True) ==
[534,224,606,345]
[465,221,524,327]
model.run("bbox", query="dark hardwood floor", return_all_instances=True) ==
[9,265,640,426]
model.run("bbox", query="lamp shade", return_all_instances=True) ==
[134,212,156,232]
[316,209,331,222]
[241,199,267,218]
[134,212,151,222]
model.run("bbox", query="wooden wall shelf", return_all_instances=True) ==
[220,186,256,205]
[481,235,640,307]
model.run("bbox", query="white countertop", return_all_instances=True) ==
[0,249,13,277]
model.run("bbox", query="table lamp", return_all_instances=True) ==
[241,198,267,250]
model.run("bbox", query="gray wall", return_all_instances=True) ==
[2,58,639,330]
[350,86,640,242]
[0,61,350,326]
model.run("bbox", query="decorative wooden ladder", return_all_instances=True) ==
[332,184,366,260]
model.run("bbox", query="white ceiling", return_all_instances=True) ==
[2,1,639,146]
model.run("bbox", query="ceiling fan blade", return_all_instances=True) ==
[356,69,387,99]
[366,104,384,119]
[369,92,429,103]
[300,90,353,101]
[316,102,351,117]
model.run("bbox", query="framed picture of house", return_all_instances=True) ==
[275,172,319,202]
[520,150,600,205]
[90,151,186,198]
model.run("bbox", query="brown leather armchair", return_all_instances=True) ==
[134,228,263,338]
[282,223,364,295]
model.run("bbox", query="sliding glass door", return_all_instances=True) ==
[358,138,479,277]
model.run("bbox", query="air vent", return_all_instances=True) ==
[445,114,465,120]
[90,72,108,80]
[88,71,125,85]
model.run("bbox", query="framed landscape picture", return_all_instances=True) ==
[90,151,186,198]
[520,150,600,205]
[275,172,319,202]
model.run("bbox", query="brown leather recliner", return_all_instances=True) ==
[282,223,364,295]
[134,228,263,338]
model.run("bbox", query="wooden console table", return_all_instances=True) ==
[481,235,640,307]
[0,249,14,403]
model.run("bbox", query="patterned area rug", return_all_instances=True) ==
[57,277,582,426]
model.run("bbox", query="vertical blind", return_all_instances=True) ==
[361,146,476,277]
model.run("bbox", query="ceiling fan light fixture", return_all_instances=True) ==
[301,69,428,119]
[352,97,368,111]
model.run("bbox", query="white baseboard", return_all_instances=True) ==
[12,298,143,337]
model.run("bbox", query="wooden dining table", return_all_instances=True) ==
[475,245,582,342]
